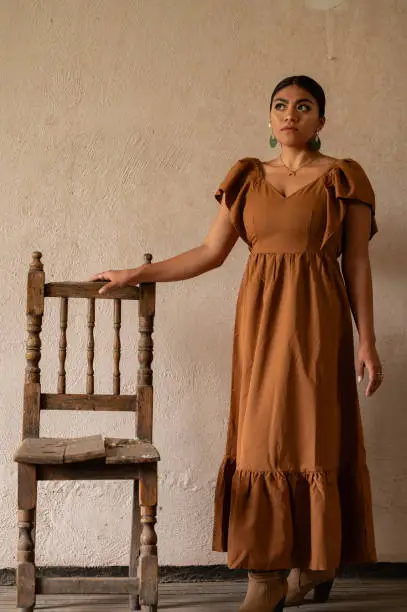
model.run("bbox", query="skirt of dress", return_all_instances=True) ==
[212,251,377,571]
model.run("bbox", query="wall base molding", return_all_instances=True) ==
[1,563,407,586]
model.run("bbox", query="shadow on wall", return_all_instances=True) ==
[355,209,407,557]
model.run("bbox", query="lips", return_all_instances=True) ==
[281,127,297,132]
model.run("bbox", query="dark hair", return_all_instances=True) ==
[270,75,326,117]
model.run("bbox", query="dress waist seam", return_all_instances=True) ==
[250,247,337,260]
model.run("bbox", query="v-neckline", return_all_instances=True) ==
[256,158,339,200]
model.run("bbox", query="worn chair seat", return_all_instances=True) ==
[14,434,160,465]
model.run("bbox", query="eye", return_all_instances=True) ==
[274,102,285,111]
[298,103,312,112]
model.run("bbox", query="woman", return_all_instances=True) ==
[91,75,383,612]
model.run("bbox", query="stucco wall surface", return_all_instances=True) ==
[1,0,406,567]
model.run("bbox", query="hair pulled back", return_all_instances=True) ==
[270,75,326,117]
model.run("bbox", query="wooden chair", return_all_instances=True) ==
[14,251,159,612]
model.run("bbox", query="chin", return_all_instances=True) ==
[279,133,308,147]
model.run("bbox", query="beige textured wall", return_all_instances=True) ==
[1,0,406,568]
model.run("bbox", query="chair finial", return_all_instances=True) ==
[30,251,43,271]
[144,253,153,265]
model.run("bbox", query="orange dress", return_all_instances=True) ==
[212,157,378,571]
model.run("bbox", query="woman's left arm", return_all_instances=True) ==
[341,202,383,397]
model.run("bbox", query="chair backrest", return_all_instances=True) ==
[23,251,156,443]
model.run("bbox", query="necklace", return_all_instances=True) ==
[279,153,317,176]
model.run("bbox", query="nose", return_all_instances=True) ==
[284,113,298,124]
[284,106,299,123]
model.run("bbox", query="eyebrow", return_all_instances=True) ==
[273,97,314,105]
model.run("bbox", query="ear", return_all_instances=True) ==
[319,116,326,131]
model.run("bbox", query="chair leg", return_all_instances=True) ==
[17,509,36,612]
[17,465,37,611]
[129,480,141,611]
[17,508,36,611]
[139,502,158,612]
[139,466,158,612]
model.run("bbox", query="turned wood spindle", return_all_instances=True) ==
[113,299,121,395]
[137,320,154,387]
[25,252,44,385]
[87,298,95,394]
[140,505,158,557]
[58,298,68,393]
[137,254,154,388]
[26,316,42,384]
[17,510,35,564]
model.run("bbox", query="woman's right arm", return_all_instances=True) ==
[91,195,239,294]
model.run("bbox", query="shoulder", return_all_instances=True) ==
[309,155,368,174]
[215,157,259,201]
[234,156,261,173]
[220,156,260,184]
[330,157,373,185]
[329,157,369,174]
[329,158,375,204]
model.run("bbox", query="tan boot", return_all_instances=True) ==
[239,570,287,612]
[285,568,335,607]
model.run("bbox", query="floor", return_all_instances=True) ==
[2,579,407,611]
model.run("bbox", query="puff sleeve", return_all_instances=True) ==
[215,158,255,245]
[333,159,378,240]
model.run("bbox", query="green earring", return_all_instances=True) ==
[309,132,321,152]
[269,122,278,148]
[269,133,278,148]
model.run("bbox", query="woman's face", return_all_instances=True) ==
[269,85,325,149]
